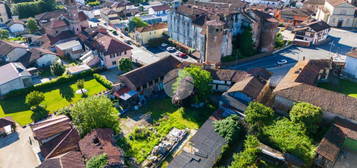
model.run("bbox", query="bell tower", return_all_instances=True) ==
[64,0,81,34]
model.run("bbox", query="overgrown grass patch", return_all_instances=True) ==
[318,79,357,98]
[0,77,107,125]
[118,98,215,163]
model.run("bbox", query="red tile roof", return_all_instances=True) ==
[151,4,170,11]
[136,23,167,33]
[79,128,124,166]
[38,151,85,168]
[94,34,132,55]
[31,115,72,141]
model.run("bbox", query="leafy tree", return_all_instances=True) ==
[213,115,240,143]
[12,0,56,18]
[239,26,256,57]
[128,17,148,32]
[118,58,133,72]
[76,79,85,95]
[0,29,9,40]
[275,32,285,48]
[244,102,275,131]
[50,62,65,76]
[25,91,45,108]
[229,135,261,168]
[290,102,322,135]
[86,154,108,168]
[183,65,212,103]
[262,118,315,163]
[70,96,120,136]
[26,18,39,34]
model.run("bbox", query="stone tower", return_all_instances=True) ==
[65,0,82,34]
[205,20,224,65]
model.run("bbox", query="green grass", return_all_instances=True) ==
[0,78,107,126]
[318,79,357,98]
[118,98,215,163]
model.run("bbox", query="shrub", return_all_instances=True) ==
[229,135,261,168]
[245,102,275,131]
[93,73,113,89]
[290,102,322,135]
[118,58,133,72]
[5,70,94,98]
[50,62,65,76]
[131,127,152,140]
[70,96,120,136]
[262,118,316,164]
[86,154,108,168]
[25,91,45,107]
[213,115,240,143]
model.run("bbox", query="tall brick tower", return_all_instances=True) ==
[205,20,224,65]
[65,0,81,34]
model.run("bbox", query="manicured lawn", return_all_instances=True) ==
[318,79,357,98]
[0,78,107,126]
[118,98,215,163]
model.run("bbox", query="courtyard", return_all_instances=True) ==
[118,98,215,164]
[0,77,107,126]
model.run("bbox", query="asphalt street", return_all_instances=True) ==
[230,28,357,71]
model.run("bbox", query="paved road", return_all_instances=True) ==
[230,28,357,71]
[0,126,40,168]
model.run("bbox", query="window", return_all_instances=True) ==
[112,61,117,65]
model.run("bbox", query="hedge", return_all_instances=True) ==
[93,73,113,89]
[5,70,94,98]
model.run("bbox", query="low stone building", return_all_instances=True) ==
[55,40,84,60]
[30,115,80,161]
[273,59,357,124]
[118,55,181,96]
[131,23,168,45]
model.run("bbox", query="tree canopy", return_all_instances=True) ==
[244,102,275,131]
[289,102,322,135]
[25,91,45,107]
[12,0,57,18]
[128,17,148,32]
[26,18,39,34]
[229,135,261,168]
[0,29,9,40]
[183,65,212,103]
[118,58,133,72]
[70,96,120,136]
[50,62,65,76]
[86,154,108,168]
[213,115,241,143]
[262,118,315,163]
[275,32,285,49]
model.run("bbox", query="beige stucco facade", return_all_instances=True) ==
[316,1,356,28]
[101,50,132,69]
[132,27,168,45]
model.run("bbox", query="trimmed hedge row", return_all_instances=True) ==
[93,73,113,89]
[5,70,94,98]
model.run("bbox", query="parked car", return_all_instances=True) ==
[176,51,187,58]
[124,40,132,45]
[277,59,288,65]
[167,47,176,53]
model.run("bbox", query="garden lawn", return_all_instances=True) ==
[118,98,215,163]
[0,78,107,126]
[318,79,357,98]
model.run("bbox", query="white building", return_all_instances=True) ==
[0,62,32,96]
[293,20,331,46]
[344,48,357,78]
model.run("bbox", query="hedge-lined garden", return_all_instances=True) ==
[0,71,111,126]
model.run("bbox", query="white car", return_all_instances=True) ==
[161,43,168,48]
[167,47,176,53]
[277,59,288,65]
